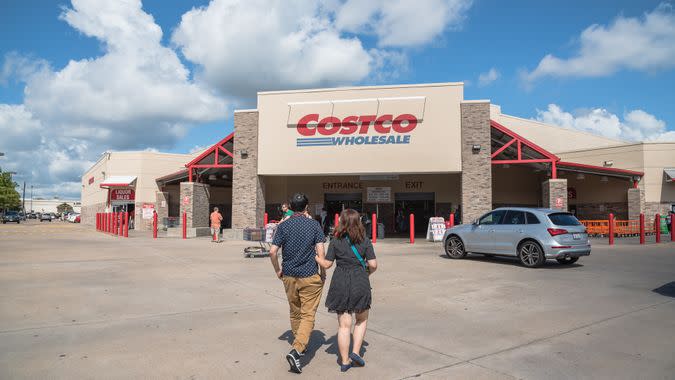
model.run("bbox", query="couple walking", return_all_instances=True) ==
[269,193,378,374]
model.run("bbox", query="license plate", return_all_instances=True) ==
[573,233,581,240]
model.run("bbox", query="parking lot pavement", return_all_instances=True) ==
[1,223,674,379]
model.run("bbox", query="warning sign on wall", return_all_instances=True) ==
[142,204,155,219]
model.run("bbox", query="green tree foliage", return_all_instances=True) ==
[57,203,74,214]
[0,168,21,211]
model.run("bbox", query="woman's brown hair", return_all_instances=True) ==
[334,209,366,244]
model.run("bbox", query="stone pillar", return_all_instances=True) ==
[179,182,210,230]
[155,191,169,227]
[542,179,568,211]
[460,101,492,223]
[232,110,265,229]
[627,188,645,220]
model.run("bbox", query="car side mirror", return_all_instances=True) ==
[472,219,479,226]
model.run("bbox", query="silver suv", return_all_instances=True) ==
[443,207,590,267]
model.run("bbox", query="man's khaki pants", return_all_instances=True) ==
[282,274,324,353]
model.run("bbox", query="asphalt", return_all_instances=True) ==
[1,220,674,379]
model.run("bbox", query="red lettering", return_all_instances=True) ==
[317,116,341,136]
[392,114,417,133]
[339,115,358,134]
[297,114,319,136]
[358,115,376,134]
[374,114,393,134]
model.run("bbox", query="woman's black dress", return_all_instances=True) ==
[325,236,376,314]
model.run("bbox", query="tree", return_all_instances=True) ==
[57,203,74,214]
[0,168,21,212]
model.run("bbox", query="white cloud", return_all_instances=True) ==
[478,68,499,86]
[0,0,229,198]
[172,0,377,97]
[524,3,675,83]
[535,104,674,142]
[335,0,473,47]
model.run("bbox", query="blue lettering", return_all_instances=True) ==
[355,136,365,144]
[403,135,411,144]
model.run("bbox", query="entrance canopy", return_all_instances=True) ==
[490,120,643,181]
[665,168,675,182]
[100,175,137,188]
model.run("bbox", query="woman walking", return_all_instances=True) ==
[316,209,377,372]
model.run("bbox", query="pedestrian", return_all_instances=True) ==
[269,193,327,374]
[281,202,294,222]
[315,208,378,372]
[210,207,223,242]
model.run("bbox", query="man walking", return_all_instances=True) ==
[210,207,223,242]
[269,193,326,374]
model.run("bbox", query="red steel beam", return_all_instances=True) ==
[490,138,516,159]
[492,159,555,164]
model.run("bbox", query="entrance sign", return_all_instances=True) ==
[426,217,446,242]
[111,189,135,201]
[142,204,155,219]
[555,197,564,208]
[367,187,391,203]
[183,196,190,205]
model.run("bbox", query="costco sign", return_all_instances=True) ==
[295,113,418,147]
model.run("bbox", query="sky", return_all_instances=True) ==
[1,0,674,199]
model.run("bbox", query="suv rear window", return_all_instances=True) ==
[548,213,581,226]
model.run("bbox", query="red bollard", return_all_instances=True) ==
[371,213,377,244]
[124,212,129,238]
[334,213,339,229]
[263,212,268,227]
[410,213,415,244]
[182,212,187,240]
[639,213,645,244]
[655,213,661,243]
[113,212,118,236]
[153,211,158,239]
[608,213,614,246]
[118,212,123,236]
[108,212,112,233]
[449,213,455,228]
[671,213,674,242]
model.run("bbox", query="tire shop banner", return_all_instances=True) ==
[111,189,135,201]
[427,217,446,242]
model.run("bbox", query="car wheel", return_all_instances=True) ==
[518,241,545,268]
[556,257,579,265]
[445,236,467,259]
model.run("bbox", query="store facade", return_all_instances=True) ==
[81,82,675,237]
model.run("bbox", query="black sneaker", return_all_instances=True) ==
[349,352,365,367]
[286,349,303,374]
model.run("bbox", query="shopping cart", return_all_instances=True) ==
[243,223,278,258]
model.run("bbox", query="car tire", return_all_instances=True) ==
[556,257,579,265]
[445,235,467,259]
[518,240,545,268]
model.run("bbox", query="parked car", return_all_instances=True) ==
[74,214,81,223]
[443,207,590,268]
[2,211,21,224]
[67,213,79,223]
[40,213,54,222]
[28,213,37,219]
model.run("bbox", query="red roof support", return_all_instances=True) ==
[185,133,234,182]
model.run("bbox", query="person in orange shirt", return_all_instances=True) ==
[210,207,223,243]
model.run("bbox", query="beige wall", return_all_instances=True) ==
[490,105,627,154]
[257,83,464,175]
[559,142,675,203]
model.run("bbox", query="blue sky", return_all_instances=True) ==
[1,0,673,198]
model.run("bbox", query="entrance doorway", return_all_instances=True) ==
[325,193,363,220]
[111,203,135,230]
[395,192,435,236]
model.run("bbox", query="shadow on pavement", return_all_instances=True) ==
[437,254,584,269]
[653,282,675,298]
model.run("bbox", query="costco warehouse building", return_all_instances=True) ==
[80,82,675,236]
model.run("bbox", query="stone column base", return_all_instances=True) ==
[627,188,645,220]
[542,179,568,211]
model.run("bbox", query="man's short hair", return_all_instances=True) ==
[289,193,309,212]
[213,207,219,211]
